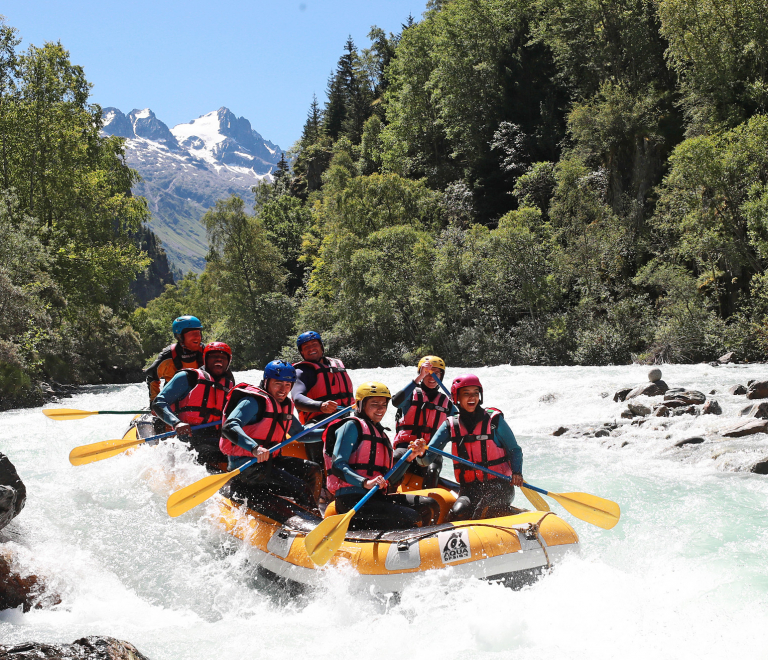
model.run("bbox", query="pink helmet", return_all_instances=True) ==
[451,374,483,404]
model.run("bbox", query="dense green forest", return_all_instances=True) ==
[5,0,768,408]
[0,19,172,409]
[140,0,768,370]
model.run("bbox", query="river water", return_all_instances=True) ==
[1,364,767,659]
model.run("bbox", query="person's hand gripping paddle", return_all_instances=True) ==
[430,373,550,512]
[303,449,415,566]
[166,406,353,518]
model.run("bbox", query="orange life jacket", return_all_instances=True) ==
[219,384,294,458]
[293,357,354,424]
[448,408,512,484]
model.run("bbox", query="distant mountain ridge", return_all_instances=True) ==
[101,107,282,274]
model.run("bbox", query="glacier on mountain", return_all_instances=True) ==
[101,106,282,274]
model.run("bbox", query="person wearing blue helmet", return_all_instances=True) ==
[219,360,322,513]
[291,331,354,489]
[144,316,204,403]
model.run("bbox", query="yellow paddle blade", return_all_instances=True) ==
[69,433,145,466]
[166,469,240,518]
[521,486,550,511]
[304,510,356,566]
[44,408,98,421]
[549,491,621,530]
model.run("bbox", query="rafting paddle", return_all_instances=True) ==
[166,405,353,518]
[304,449,414,566]
[431,374,549,512]
[69,421,222,466]
[43,408,146,421]
[426,446,620,530]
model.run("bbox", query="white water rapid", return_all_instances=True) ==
[1,364,767,659]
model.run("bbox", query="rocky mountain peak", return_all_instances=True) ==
[98,106,282,275]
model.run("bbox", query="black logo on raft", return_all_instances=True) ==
[442,530,470,562]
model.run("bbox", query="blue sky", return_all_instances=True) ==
[3,1,428,150]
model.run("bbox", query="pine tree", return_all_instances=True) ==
[300,94,322,146]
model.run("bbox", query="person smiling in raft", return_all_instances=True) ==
[424,374,523,521]
[324,382,440,531]
[391,355,457,490]
[151,341,235,472]
[219,360,322,514]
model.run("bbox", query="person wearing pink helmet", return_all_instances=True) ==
[423,373,523,521]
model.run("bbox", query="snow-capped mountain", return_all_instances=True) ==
[101,107,282,274]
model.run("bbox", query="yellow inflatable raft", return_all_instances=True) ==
[130,415,580,592]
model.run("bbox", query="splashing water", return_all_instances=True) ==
[1,364,767,659]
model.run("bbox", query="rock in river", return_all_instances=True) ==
[739,402,768,419]
[673,437,705,447]
[627,402,651,416]
[702,399,722,415]
[0,452,26,531]
[664,389,706,406]
[0,637,151,660]
[729,384,747,395]
[746,381,768,400]
[721,418,768,438]
[625,381,669,400]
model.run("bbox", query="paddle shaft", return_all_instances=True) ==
[427,446,529,487]
[432,373,453,399]
[225,405,354,474]
[351,448,413,513]
[93,410,147,415]
[145,420,221,443]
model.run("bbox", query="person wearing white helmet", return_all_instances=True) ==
[323,382,440,530]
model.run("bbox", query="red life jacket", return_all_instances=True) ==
[393,387,452,448]
[170,368,234,426]
[323,415,392,494]
[448,408,512,484]
[293,357,354,424]
[219,384,294,458]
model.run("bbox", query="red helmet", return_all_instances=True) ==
[204,342,232,362]
[451,374,483,404]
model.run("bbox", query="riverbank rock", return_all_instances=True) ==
[0,452,26,531]
[0,549,60,612]
[625,380,669,400]
[746,381,768,400]
[729,384,748,395]
[664,389,706,406]
[648,368,662,382]
[721,418,768,437]
[702,399,722,415]
[652,404,670,417]
[739,402,768,418]
[718,352,736,364]
[0,637,150,659]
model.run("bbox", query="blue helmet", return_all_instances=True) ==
[172,315,203,337]
[296,330,323,351]
[263,360,297,383]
